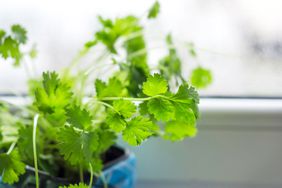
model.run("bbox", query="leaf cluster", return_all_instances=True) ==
[0,1,212,187]
[0,24,35,66]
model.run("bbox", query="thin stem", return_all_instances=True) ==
[22,58,32,79]
[0,140,14,149]
[99,173,108,188]
[121,30,144,43]
[101,97,150,101]
[32,114,40,188]
[80,165,84,182]
[127,48,148,60]
[83,50,110,76]
[6,142,16,155]
[88,163,94,188]
[95,95,165,102]
[76,74,88,103]
[84,63,114,76]
[94,94,192,105]
[126,38,242,63]
[69,48,90,70]
[94,100,117,113]
[127,44,175,60]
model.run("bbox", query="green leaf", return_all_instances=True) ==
[147,98,174,121]
[124,31,148,71]
[189,102,200,119]
[84,39,97,48]
[190,67,212,89]
[0,30,6,44]
[120,16,149,96]
[59,183,89,188]
[142,73,168,96]
[66,105,92,129]
[96,130,116,153]
[42,71,60,95]
[170,84,199,119]
[113,100,136,118]
[88,15,149,96]
[95,30,117,53]
[94,16,142,53]
[173,102,196,123]
[106,111,126,132]
[18,126,34,161]
[0,25,29,65]
[122,116,159,146]
[0,112,22,150]
[106,77,127,97]
[148,1,160,19]
[139,101,149,115]
[95,79,107,96]
[89,157,103,173]
[91,16,116,52]
[159,55,181,80]
[95,77,127,98]
[34,71,72,114]
[127,65,148,97]
[11,24,27,44]
[29,44,37,59]
[159,34,181,80]
[45,108,67,127]
[114,16,141,36]
[98,16,114,28]
[0,150,26,184]
[0,36,21,65]
[187,42,197,57]
[164,121,197,141]
[171,84,199,104]
[57,126,99,165]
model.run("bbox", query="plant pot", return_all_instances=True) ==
[0,146,136,188]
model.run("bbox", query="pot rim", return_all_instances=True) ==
[23,146,130,184]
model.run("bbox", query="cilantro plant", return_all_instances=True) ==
[0,1,212,188]
[0,24,36,66]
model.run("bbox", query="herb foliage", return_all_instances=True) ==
[0,1,212,187]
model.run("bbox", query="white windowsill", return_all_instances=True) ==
[1,96,282,128]
[199,98,282,128]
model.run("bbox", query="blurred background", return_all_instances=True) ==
[1,0,282,187]
[1,0,282,96]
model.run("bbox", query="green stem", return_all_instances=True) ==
[82,50,110,76]
[127,44,175,60]
[122,30,145,43]
[94,94,191,106]
[0,140,14,149]
[80,165,84,182]
[88,163,93,188]
[96,95,165,102]
[76,74,88,103]
[6,142,16,155]
[32,114,40,188]
[127,48,148,60]
[106,97,150,101]
[84,63,115,76]
[94,100,117,113]
[64,47,90,75]
[92,95,172,114]
[99,173,108,188]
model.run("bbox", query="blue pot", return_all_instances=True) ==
[95,151,136,188]
[0,149,136,188]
